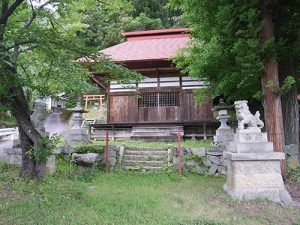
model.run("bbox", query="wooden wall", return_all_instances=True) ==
[109,94,138,123]
[108,90,213,124]
[181,91,213,122]
[139,106,180,122]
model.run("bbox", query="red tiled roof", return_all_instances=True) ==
[101,28,190,62]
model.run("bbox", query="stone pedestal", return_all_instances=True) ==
[65,102,89,145]
[2,148,57,175]
[213,108,234,150]
[223,130,292,203]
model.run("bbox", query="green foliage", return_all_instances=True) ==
[73,145,105,154]
[170,0,263,101]
[276,76,296,95]
[79,0,183,51]
[183,154,206,167]
[170,0,300,102]
[288,165,300,185]
[0,113,16,127]
[27,135,61,163]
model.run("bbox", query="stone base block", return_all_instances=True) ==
[223,185,292,203]
[234,131,268,143]
[65,128,89,145]
[214,129,234,142]
[229,142,274,153]
[2,148,56,175]
[224,155,292,204]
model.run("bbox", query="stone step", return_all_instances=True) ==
[122,166,163,171]
[123,155,167,161]
[124,150,167,156]
[122,160,166,167]
[125,147,167,152]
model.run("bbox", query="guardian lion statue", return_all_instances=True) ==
[234,100,264,131]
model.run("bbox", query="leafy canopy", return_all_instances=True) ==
[0,0,143,109]
[170,0,264,101]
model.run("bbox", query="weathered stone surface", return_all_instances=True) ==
[173,148,192,156]
[31,102,49,138]
[234,132,268,143]
[109,157,117,167]
[224,105,292,204]
[195,165,206,175]
[207,150,223,156]
[65,129,89,145]
[45,155,56,175]
[229,142,274,153]
[224,151,285,161]
[220,157,227,166]
[191,148,206,157]
[209,164,218,175]
[72,153,102,166]
[202,158,211,167]
[217,166,226,175]
[234,100,264,131]
[186,159,197,167]
[208,155,220,164]
[54,146,73,154]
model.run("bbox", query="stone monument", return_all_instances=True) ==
[31,102,49,138]
[223,100,292,204]
[213,99,234,150]
[65,102,89,145]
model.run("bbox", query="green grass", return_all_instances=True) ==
[93,139,213,149]
[0,160,299,225]
[0,116,16,128]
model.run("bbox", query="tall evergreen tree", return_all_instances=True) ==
[170,0,300,174]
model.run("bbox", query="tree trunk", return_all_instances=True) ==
[9,73,46,179]
[261,3,287,176]
[279,59,299,163]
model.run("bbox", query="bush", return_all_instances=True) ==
[73,145,105,154]
[288,165,300,184]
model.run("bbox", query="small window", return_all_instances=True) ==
[138,92,179,107]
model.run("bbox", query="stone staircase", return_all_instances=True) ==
[130,126,183,141]
[121,147,168,171]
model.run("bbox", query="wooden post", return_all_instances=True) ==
[178,128,182,176]
[88,124,91,141]
[261,2,286,176]
[105,129,109,173]
[100,96,103,118]
[84,96,88,118]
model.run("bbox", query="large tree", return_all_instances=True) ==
[170,0,300,175]
[0,0,141,179]
[80,0,185,50]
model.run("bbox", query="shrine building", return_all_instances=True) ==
[85,28,216,140]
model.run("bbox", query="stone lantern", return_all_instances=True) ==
[212,99,234,150]
[65,102,89,145]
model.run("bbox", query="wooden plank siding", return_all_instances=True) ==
[138,106,181,122]
[109,94,138,123]
[181,91,213,122]
[108,77,213,124]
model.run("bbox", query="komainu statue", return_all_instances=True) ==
[234,100,264,131]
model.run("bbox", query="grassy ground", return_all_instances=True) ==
[92,139,213,149]
[0,161,299,225]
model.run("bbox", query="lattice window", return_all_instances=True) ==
[138,92,179,107]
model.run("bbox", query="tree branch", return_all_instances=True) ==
[0,0,25,25]
[24,0,53,28]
